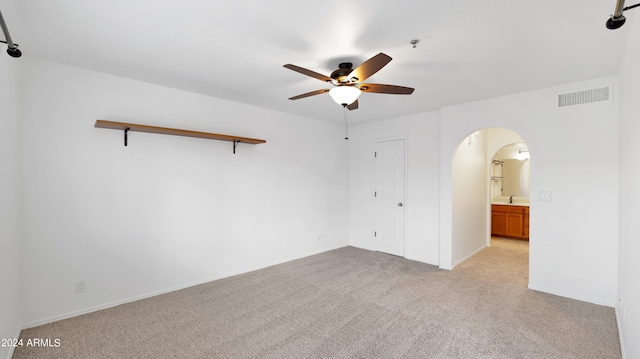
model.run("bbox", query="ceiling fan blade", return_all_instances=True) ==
[348,53,392,83]
[288,89,330,100]
[359,83,414,95]
[347,99,359,110]
[283,64,332,82]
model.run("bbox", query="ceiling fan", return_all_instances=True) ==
[284,53,414,110]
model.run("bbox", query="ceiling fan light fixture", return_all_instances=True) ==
[329,86,361,106]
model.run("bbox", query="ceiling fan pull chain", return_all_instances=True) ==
[344,106,349,140]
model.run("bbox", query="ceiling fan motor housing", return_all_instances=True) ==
[331,62,356,84]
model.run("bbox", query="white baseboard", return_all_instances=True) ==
[350,243,440,267]
[404,254,439,267]
[615,305,627,359]
[4,326,22,359]
[21,244,347,329]
[527,283,615,307]
[347,243,373,252]
[451,244,487,269]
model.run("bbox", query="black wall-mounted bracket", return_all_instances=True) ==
[0,10,22,58]
[607,1,640,29]
[124,128,129,146]
[123,126,244,153]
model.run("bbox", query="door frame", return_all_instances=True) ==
[373,136,408,257]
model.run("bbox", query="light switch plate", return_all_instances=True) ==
[539,191,552,202]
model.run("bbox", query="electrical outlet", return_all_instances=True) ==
[75,280,87,293]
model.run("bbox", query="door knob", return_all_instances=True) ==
[398,202,403,207]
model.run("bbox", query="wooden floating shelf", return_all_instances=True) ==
[95,119,266,153]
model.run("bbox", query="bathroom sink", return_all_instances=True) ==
[492,202,529,206]
[491,197,529,206]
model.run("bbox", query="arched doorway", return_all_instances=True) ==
[450,128,530,275]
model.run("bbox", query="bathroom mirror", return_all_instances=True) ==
[491,143,530,202]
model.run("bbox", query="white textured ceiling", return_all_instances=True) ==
[3,0,631,124]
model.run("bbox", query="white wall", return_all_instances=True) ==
[348,111,441,264]
[0,41,22,359]
[9,48,627,353]
[618,12,640,359]
[19,57,350,326]
[451,130,488,266]
[440,76,620,306]
[349,81,620,308]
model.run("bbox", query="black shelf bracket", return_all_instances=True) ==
[122,128,243,152]
[95,120,265,152]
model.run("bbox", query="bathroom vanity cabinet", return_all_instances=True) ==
[491,204,529,240]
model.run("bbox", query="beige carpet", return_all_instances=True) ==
[14,238,621,358]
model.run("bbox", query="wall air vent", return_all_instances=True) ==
[558,86,610,107]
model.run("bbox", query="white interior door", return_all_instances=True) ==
[374,139,405,256]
